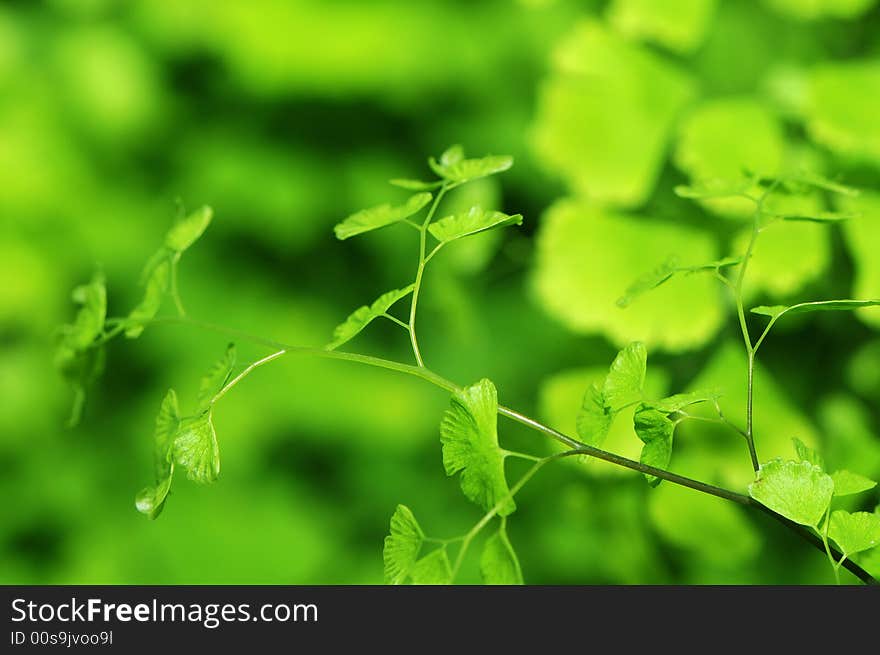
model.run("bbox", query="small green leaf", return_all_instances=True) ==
[792,437,825,469]
[165,206,213,252]
[617,257,740,308]
[383,505,424,585]
[173,412,220,484]
[831,470,877,497]
[67,272,107,350]
[786,171,860,197]
[748,459,834,527]
[389,178,442,191]
[333,193,432,240]
[410,548,452,585]
[135,389,180,520]
[480,525,524,585]
[428,207,523,243]
[196,343,236,413]
[763,209,857,224]
[674,178,753,200]
[603,342,647,412]
[326,285,414,351]
[752,300,880,322]
[634,408,675,486]
[828,510,880,556]
[644,390,720,414]
[576,382,613,447]
[428,146,513,184]
[440,379,514,516]
[125,259,170,338]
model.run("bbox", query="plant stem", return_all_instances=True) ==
[134,314,877,585]
[735,225,760,473]
[408,184,448,367]
[212,349,287,405]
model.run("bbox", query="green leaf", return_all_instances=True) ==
[410,548,452,585]
[831,470,877,497]
[54,346,106,427]
[751,300,880,322]
[792,437,825,469]
[532,20,695,206]
[428,207,523,243]
[576,382,614,448]
[125,259,170,338]
[428,145,513,185]
[165,206,213,252]
[440,379,514,516]
[480,525,524,585]
[173,412,221,484]
[382,505,424,585]
[389,178,442,191]
[67,272,107,350]
[326,285,414,351]
[617,257,740,308]
[533,200,723,352]
[644,390,720,414]
[828,510,880,556]
[634,408,675,486]
[333,192,432,240]
[135,389,180,520]
[763,209,857,224]
[603,342,647,412]
[196,343,236,413]
[748,459,834,527]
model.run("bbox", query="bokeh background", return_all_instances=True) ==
[3,0,880,584]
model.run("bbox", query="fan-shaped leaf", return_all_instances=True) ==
[440,379,514,516]
[792,437,824,469]
[748,459,833,527]
[411,548,452,585]
[125,259,170,338]
[428,145,513,184]
[334,193,432,240]
[634,408,675,486]
[480,526,524,585]
[828,510,880,556]
[618,257,740,308]
[428,206,522,243]
[196,343,237,413]
[165,206,213,252]
[173,411,220,484]
[326,285,414,351]
[576,382,614,447]
[603,342,647,412]
[831,470,877,497]
[383,505,424,585]
[135,389,180,520]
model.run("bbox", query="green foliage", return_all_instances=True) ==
[134,389,179,520]
[410,548,452,585]
[752,300,880,322]
[326,286,414,351]
[830,471,877,497]
[828,511,880,556]
[383,505,424,585]
[428,207,522,244]
[125,260,169,338]
[333,192,432,240]
[617,257,740,308]
[440,379,514,516]
[792,437,824,469]
[480,524,524,585]
[165,206,214,252]
[428,145,513,185]
[196,343,236,413]
[748,459,834,528]
[634,409,675,486]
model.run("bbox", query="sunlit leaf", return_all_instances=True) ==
[135,389,180,520]
[828,510,880,556]
[752,300,880,323]
[410,548,452,585]
[480,525,524,585]
[66,272,107,350]
[326,285,414,351]
[440,379,514,516]
[634,408,675,486]
[748,459,833,527]
[173,412,220,484]
[603,342,647,412]
[617,257,739,308]
[383,505,424,585]
[389,178,442,191]
[125,259,169,338]
[196,343,236,413]
[165,206,213,252]
[333,192,432,240]
[576,382,613,447]
[428,145,513,184]
[428,207,522,243]
[831,470,877,497]
[792,437,824,470]
[644,390,720,414]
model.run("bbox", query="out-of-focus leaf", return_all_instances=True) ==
[831,470,877,497]
[764,0,876,21]
[165,206,213,252]
[634,408,675,485]
[389,178,442,191]
[531,20,695,206]
[748,459,833,527]
[383,505,424,585]
[326,285,414,351]
[792,437,824,470]
[480,525,524,585]
[674,179,753,200]
[440,379,514,516]
[617,257,740,308]
[428,207,522,243]
[66,272,107,350]
[841,192,880,328]
[607,0,718,54]
[125,259,169,338]
[644,391,720,414]
[333,193,432,240]
[828,510,880,556]
[410,548,452,585]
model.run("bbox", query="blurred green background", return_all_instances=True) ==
[3,0,880,584]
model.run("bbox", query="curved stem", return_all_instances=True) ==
[129,314,877,585]
[735,226,760,472]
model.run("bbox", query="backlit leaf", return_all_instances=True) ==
[383,505,424,585]
[440,379,514,516]
[333,192,432,240]
[748,459,833,527]
[751,300,880,323]
[792,437,824,469]
[644,390,720,414]
[576,382,613,447]
[634,408,675,485]
[617,257,739,308]
[480,525,524,585]
[831,470,877,497]
[389,178,442,191]
[828,510,880,556]
[603,342,647,412]
[165,205,213,252]
[135,389,180,520]
[326,285,414,351]
[125,259,169,338]
[410,548,452,585]
[196,343,236,413]
[173,412,220,484]
[66,272,107,350]
[428,145,512,185]
[428,206,522,243]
